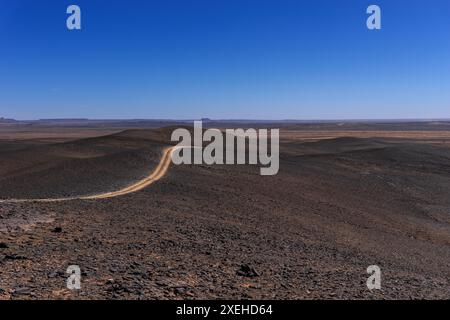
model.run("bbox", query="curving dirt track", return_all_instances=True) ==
[0,146,175,203]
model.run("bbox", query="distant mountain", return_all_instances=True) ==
[38,118,89,121]
[0,117,17,123]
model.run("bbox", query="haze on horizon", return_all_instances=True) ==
[0,0,449,120]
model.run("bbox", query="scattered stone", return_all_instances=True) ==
[105,278,131,294]
[186,291,195,297]
[4,253,27,260]
[12,287,31,296]
[155,280,168,287]
[47,270,65,278]
[174,287,185,295]
[109,266,119,273]
[236,264,260,278]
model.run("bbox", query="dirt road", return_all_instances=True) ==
[0,146,175,203]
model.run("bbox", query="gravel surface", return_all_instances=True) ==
[1,129,450,299]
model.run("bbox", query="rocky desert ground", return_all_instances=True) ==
[1,120,450,299]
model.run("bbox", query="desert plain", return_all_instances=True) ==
[1,119,450,299]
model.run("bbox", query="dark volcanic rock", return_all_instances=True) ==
[4,253,27,260]
[105,279,132,294]
[236,264,260,278]
[12,287,31,296]
[47,270,65,278]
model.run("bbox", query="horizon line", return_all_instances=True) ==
[2,117,450,123]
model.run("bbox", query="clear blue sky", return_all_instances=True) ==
[0,0,449,120]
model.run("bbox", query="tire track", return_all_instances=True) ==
[0,146,175,203]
